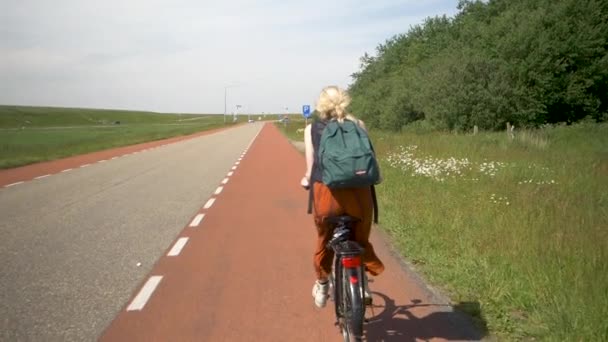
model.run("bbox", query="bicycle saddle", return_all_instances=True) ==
[325,215,360,225]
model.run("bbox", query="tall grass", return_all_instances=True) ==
[373,122,608,340]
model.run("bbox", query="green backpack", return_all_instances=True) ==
[318,119,381,188]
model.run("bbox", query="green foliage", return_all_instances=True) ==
[350,0,608,131]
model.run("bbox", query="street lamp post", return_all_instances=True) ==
[224,85,239,124]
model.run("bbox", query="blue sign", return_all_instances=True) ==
[302,105,311,118]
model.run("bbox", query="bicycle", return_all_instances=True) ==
[325,215,368,342]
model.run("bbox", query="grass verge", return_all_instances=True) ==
[278,118,608,340]
[0,105,244,169]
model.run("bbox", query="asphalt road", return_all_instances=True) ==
[0,123,263,341]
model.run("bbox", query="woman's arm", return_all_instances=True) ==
[304,124,314,181]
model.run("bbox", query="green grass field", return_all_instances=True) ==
[277,119,608,340]
[0,105,247,169]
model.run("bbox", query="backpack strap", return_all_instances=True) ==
[307,183,314,214]
[371,185,379,224]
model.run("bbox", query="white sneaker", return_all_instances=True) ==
[312,280,329,308]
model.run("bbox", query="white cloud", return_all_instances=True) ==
[0,0,460,113]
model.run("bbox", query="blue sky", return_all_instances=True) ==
[0,0,460,114]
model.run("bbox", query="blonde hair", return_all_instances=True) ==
[315,86,355,121]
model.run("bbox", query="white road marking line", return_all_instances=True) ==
[238,158,242,161]
[35,174,50,180]
[111,157,118,160]
[61,168,73,173]
[235,161,240,165]
[221,178,229,184]
[227,171,234,177]
[204,198,216,209]
[80,164,90,168]
[214,186,223,195]
[98,160,107,163]
[245,126,263,150]
[126,276,163,311]
[231,166,237,170]
[5,181,24,188]
[167,237,189,257]
[189,214,205,227]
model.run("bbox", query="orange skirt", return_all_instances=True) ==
[312,182,385,279]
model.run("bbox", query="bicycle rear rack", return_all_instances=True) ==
[333,240,364,256]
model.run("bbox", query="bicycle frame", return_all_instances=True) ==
[326,218,365,341]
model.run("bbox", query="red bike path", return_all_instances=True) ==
[96,123,483,341]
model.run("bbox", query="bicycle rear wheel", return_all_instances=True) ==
[340,266,364,342]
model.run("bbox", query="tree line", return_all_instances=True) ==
[348,0,608,131]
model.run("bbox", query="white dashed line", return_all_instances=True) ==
[35,174,50,180]
[98,160,107,163]
[61,168,73,173]
[80,164,90,168]
[221,178,229,185]
[5,181,24,188]
[111,157,118,160]
[204,198,216,209]
[227,171,234,177]
[214,186,223,195]
[235,161,240,165]
[231,166,237,170]
[167,237,189,257]
[126,276,163,311]
[189,214,205,227]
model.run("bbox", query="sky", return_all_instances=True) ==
[0,0,460,115]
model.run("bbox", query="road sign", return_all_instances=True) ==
[302,105,311,118]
